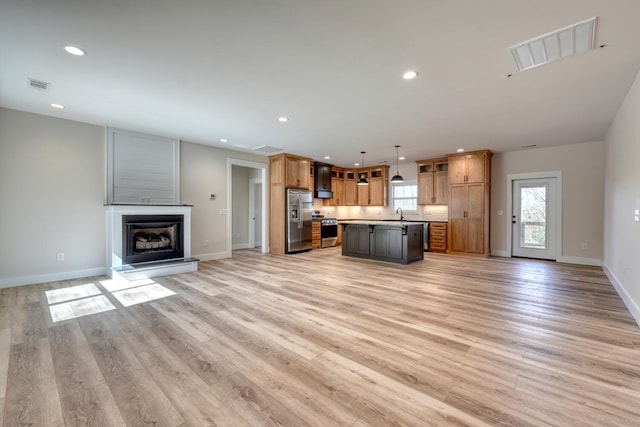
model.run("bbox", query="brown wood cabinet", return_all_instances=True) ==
[355,166,389,206]
[416,158,448,205]
[269,153,313,254]
[344,170,357,206]
[368,166,389,206]
[447,150,492,255]
[323,167,345,206]
[429,222,447,252]
[284,154,312,189]
[312,221,321,249]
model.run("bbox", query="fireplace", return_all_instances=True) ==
[122,214,184,264]
[106,204,195,280]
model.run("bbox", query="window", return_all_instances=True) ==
[392,184,417,211]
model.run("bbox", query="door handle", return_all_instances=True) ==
[512,220,516,224]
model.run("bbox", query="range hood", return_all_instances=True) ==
[314,162,333,199]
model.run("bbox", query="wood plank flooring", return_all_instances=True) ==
[1,248,639,426]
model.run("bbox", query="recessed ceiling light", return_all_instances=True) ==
[456,148,465,152]
[64,45,85,56]
[402,70,418,80]
[324,156,330,160]
[354,162,360,166]
[399,156,405,160]
[278,116,289,122]
[220,138,228,143]
[50,103,65,109]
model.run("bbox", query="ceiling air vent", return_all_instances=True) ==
[510,17,597,72]
[27,78,51,91]
[251,145,284,154]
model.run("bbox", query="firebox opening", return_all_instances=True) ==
[122,214,184,264]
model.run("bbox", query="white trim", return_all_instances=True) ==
[248,177,262,249]
[194,250,231,262]
[557,256,601,266]
[506,171,562,260]
[0,267,108,289]
[490,250,510,257]
[603,263,640,327]
[227,158,268,254]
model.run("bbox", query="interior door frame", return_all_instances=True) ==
[248,177,262,249]
[506,171,562,259]
[228,158,268,255]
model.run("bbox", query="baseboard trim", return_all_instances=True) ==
[490,250,509,257]
[0,267,109,289]
[232,243,249,250]
[603,263,640,328]
[557,256,601,266]
[194,251,231,262]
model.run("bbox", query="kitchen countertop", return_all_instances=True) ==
[338,218,447,223]
[339,220,426,226]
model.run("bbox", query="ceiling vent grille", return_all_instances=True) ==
[27,78,51,91]
[510,17,597,72]
[251,145,284,154]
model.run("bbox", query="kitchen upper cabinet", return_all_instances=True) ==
[323,167,345,206]
[448,152,487,184]
[344,170,357,206]
[416,158,448,205]
[368,166,389,206]
[356,169,370,205]
[447,150,492,255]
[283,154,312,189]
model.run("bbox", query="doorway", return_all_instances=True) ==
[228,158,267,255]
[507,171,562,261]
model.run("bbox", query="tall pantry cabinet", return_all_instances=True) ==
[447,150,493,255]
[269,153,312,255]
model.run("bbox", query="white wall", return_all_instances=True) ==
[0,108,106,287]
[180,141,266,260]
[0,108,268,287]
[603,69,640,325]
[491,141,605,264]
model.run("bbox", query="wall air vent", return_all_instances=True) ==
[27,78,51,91]
[251,145,284,154]
[510,17,597,72]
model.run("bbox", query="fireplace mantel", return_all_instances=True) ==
[106,205,197,280]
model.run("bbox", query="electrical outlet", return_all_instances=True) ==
[581,243,588,250]
[56,252,65,261]
[236,232,241,238]
[204,240,209,247]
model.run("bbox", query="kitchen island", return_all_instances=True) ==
[340,220,424,264]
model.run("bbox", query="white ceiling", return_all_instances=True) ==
[2,0,640,167]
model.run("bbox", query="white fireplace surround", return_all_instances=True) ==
[106,205,196,280]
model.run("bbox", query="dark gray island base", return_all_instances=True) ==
[341,221,424,264]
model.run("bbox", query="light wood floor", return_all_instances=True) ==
[1,248,639,426]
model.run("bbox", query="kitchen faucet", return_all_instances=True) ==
[396,207,404,221]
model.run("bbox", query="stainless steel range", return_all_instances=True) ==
[320,218,338,248]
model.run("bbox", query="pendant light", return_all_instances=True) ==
[390,145,405,184]
[357,151,369,186]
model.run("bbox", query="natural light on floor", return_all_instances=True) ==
[46,278,176,322]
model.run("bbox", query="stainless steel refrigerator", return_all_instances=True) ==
[286,188,313,253]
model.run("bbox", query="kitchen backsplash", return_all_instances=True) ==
[314,201,448,222]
